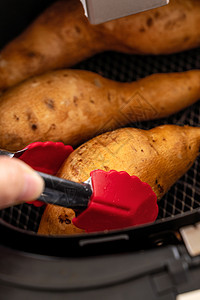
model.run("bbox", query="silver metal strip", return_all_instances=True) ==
[180,222,200,257]
[80,0,169,24]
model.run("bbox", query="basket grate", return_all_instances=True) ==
[0,48,200,232]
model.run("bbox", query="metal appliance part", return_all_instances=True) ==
[80,0,169,24]
[180,223,200,257]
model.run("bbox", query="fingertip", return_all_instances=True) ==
[19,171,44,202]
[0,157,44,208]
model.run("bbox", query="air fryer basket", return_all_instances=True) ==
[1,47,200,233]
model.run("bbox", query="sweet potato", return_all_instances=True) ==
[0,69,200,151]
[0,0,200,91]
[38,124,200,235]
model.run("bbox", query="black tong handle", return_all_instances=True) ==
[37,172,92,209]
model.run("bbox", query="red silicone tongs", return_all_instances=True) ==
[0,142,158,232]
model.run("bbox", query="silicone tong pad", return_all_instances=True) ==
[18,142,73,207]
[73,170,158,232]
[18,142,158,231]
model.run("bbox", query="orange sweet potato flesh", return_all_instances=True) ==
[0,0,200,91]
[38,125,200,235]
[0,69,199,151]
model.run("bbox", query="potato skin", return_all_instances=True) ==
[58,125,200,200]
[101,0,200,55]
[37,205,85,235]
[0,0,103,92]
[0,0,200,91]
[0,69,199,151]
[38,125,200,235]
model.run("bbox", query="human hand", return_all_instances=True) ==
[0,156,44,209]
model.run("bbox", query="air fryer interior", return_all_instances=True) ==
[0,1,200,234]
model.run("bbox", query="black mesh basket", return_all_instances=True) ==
[0,0,199,235]
[0,48,200,233]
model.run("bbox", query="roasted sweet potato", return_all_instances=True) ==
[0,69,200,151]
[0,0,200,91]
[38,124,200,235]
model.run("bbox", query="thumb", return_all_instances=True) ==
[0,156,44,209]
